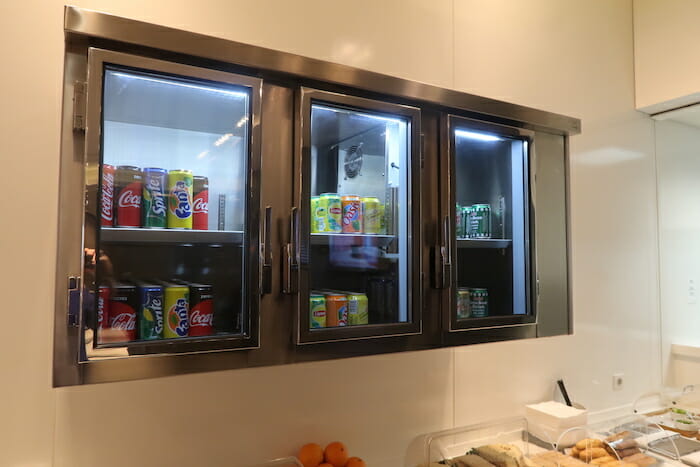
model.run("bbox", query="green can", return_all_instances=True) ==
[469,288,489,317]
[347,293,369,325]
[311,196,323,233]
[455,204,463,238]
[462,205,473,238]
[469,204,491,239]
[310,294,326,328]
[456,288,471,319]
[319,193,342,233]
[142,168,168,228]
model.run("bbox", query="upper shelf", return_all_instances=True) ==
[101,227,244,244]
[457,238,512,248]
[310,232,396,247]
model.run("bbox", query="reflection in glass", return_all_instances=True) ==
[308,103,410,329]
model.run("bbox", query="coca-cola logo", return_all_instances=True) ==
[101,172,114,221]
[193,196,208,214]
[111,312,135,330]
[118,189,141,209]
[170,181,191,219]
[343,204,360,225]
[97,296,106,325]
[190,308,213,327]
[168,298,189,336]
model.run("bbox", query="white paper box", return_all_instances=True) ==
[526,401,588,447]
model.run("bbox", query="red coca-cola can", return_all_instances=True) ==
[101,164,115,227]
[188,283,213,336]
[193,175,209,230]
[115,165,142,227]
[109,283,137,342]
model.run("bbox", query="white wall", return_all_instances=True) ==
[0,1,661,466]
[633,0,700,113]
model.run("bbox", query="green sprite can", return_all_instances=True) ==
[469,203,491,239]
[469,288,489,317]
[311,196,323,233]
[456,288,471,319]
[142,168,168,228]
[346,293,369,325]
[455,204,464,238]
[319,193,342,233]
[310,294,326,328]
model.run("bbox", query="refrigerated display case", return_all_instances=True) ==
[54,6,578,385]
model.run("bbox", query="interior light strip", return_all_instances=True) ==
[312,104,406,125]
[109,71,249,99]
[455,129,503,142]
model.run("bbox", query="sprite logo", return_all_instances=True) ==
[169,181,192,219]
[147,179,167,216]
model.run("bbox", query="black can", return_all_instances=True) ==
[108,283,138,341]
[189,284,214,336]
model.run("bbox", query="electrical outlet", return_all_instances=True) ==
[613,373,624,391]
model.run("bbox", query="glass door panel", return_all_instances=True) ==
[83,49,261,357]
[296,89,421,343]
[449,117,534,330]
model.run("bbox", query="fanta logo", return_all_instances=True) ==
[170,181,191,219]
[342,204,360,225]
[193,196,208,214]
[118,189,140,208]
[190,309,213,327]
[111,313,135,330]
[168,298,189,336]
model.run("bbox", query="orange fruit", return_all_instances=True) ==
[324,441,349,467]
[298,443,324,467]
[346,458,366,467]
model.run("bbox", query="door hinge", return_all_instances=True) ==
[67,275,81,327]
[72,81,87,131]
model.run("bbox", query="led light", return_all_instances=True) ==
[109,71,248,99]
[235,116,248,128]
[196,150,209,159]
[455,129,503,142]
[312,104,405,125]
[214,133,233,147]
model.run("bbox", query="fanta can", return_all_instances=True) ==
[163,283,189,338]
[320,193,342,232]
[341,195,362,233]
[167,169,193,229]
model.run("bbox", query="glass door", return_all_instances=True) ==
[443,115,535,331]
[80,49,262,359]
[292,88,421,343]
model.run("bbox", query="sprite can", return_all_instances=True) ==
[137,284,164,340]
[310,294,326,328]
[456,288,471,319]
[163,284,189,338]
[167,169,194,229]
[456,204,464,238]
[347,293,369,325]
[469,204,491,239]
[319,193,342,233]
[469,288,489,318]
[142,168,168,228]
[362,197,381,234]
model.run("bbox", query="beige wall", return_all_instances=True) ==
[0,1,660,466]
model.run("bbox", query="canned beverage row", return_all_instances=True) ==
[309,290,369,328]
[97,280,214,344]
[101,165,209,230]
[456,287,489,319]
[311,193,385,234]
[456,203,491,239]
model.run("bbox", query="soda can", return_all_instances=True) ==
[100,164,115,227]
[469,204,491,239]
[310,196,324,233]
[347,293,369,325]
[193,176,209,230]
[163,283,189,338]
[137,284,163,340]
[142,168,168,228]
[189,283,214,336]
[362,197,381,234]
[470,288,489,317]
[309,294,326,328]
[109,283,137,342]
[456,288,471,319]
[455,203,463,238]
[115,166,142,227]
[97,285,110,344]
[341,195,362,233]
[320,193,342,232]
[167,169,193,229]
[324,293,348,327]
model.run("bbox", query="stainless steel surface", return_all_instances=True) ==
[309,233,395,247]
[282,207,299,295]
[64,6,580,136]
[100,227,244,244]
[261,206,272,295]
[72,81,86,131]
[441,215,452,289]
[457,239,512,248]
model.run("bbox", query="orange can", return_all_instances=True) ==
[341,195,362,233]
[323,293,348,327]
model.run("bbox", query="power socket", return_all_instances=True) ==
[613,373,624,391]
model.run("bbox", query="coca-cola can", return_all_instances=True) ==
[189,283,214,336]
[115,165,142,228]
[193,176,209,230]
[101,164,115,227]
[109,283,137,342]
[97,285,110,344]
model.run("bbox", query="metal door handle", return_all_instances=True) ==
[260,206,272,295]
[440,215,452,289]
[282,207,299,294]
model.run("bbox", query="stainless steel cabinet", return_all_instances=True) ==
[53,6,578,386]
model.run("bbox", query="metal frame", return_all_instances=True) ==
[438,114,538,334]
[292,88,423,344]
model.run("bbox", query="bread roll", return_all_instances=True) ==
[591,456,616,465]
